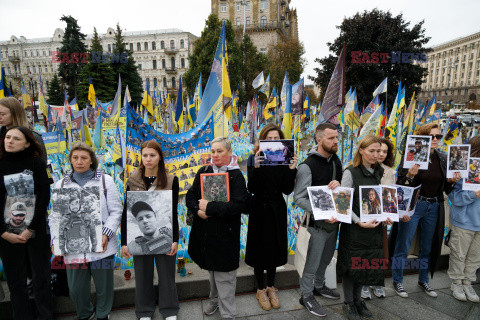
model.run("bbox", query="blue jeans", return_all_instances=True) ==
[392,200,439,284]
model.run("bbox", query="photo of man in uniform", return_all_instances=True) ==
[7,202,27,233]
[333,191,350,215]
[128,201,171,255]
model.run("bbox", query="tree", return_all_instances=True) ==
[183,14,242,98]
[111,23,143,104]
[310,9,431,108]
[46,74,64,105]
[57,15,88,99]
[77,28,117,108]
[267,38,306,91]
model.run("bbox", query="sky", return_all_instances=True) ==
[1,0,479,85]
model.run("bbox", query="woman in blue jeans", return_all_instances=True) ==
[391,123,459,298]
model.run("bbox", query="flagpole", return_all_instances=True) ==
[222,94,225,137]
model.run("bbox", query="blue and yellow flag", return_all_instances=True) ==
[93,111,104,149]
[175,76,183,122]
[281,84,292,139]
[142,78,154,117]
[259,73,270,97]
[21,80,31,109]
[88,75,96,107]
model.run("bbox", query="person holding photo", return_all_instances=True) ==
[50,143,122,320]
[362,138,396,300]
[186,137,249,320]
[338,135,393,319]
[447,135,480,302]
[391,123,460,299]
[245,124,298,311]
[0,126,53,320]
[121,140,180,320]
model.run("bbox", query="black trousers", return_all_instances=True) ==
[0,232,52,320]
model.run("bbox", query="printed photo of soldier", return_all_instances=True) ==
[4,170,34,197]
[332,189,352,215]
[201,173,229,202]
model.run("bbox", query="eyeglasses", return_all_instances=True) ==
[430,134,443,140]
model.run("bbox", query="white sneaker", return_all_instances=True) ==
[451,282,467,301]
[165,317,178,320]
[139,317,152,320]
[361,285,372,300]
[463,284,480,303]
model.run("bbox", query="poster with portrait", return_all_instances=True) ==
[307,186,337,221]
[447,144,470,178]
[126,191,173,255]
[200,173,230,202]
[392,184,414,216]
[258,139,295,165]
[331,187,354,223]
[407,185,422,217]
[381,186,399,222]
[3,170,36,234]
[49,187,103,256]
[463,157,480,191]
[403,135,432,170]
[359,186,383,222]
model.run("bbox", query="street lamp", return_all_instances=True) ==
[27,71,39,122]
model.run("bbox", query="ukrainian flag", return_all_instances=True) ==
[88,75,96,107]
[281,84,292,139]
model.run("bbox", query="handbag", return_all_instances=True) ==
[294,211,311,277]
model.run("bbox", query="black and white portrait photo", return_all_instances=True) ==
[403,135,432,170]
[49,187,103,256]
[259,139,295,165]
[307,186,337,220]
[3,196,35,234]
[4,170,34,197]
[126,191,173,255]
[447,144,470,178]
[200,173,230,202]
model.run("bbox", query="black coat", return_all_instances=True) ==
[244,155,297,268]
[337,165,385,286]
[186,165,249,272]
[389,149,454,278]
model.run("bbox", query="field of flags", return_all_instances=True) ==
[0,22,474,273]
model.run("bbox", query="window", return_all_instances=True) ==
[260,16,267,27]
[260,0,267,10]
[162,59,166,68]
[246,1,251,10]
[154,77,157,88]
[144,42,148,51]
[181,58,185,68]
[236,2,240,11]
[33,66,36,73]
[170,40,175,49]
[30,50,33,57]
[152,41,156,50]
[112,44,116,51]
[163,77,167,88]
[153,60,157,69]
[43,50,46,56]
[171,57,175,69]
[220,4,227,12]
[138,63,142,70]
[246,17,251,26]
[137,43,141,51]
[236,17,241,26]
[24,50,27,57]
[130,43,133,51]
[36,50,39,56]
[172,77,176,88]
[108,44,111,52]
[161,41,165,49]
[180,39,185,49]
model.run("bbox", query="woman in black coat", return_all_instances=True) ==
[245,124,297,311]
[0,126,53,320]
[186,137,249,320]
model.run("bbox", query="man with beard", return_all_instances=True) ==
[7,202,28,233]
[294,123,343,317]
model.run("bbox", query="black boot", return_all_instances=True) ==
[354,299,373,318]
[342,302,361,320]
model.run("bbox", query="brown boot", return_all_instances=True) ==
[256,289,272,310]
[266,286,280,309]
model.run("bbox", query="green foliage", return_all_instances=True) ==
[77,28,117,108]
[310,9,431,108]
[46,74,64,105]
[268,38,306,91]
[57,15,87,99]
[111,23,143,105]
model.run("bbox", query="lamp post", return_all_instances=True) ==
[28,72,39,123]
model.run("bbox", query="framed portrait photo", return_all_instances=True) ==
[200,172,230,202]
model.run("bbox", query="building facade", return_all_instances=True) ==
[211,0,298,54]
[419,31,480,108]
[0,27,197,99]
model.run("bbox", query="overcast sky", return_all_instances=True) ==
[1,0,479,85]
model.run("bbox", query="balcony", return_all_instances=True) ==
[165,67,177,74]
[165,48,178,54]
[8,55,20,63]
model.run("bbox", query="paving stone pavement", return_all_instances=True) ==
[54,271,480,320]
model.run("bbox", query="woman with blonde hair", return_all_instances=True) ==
[338,134,393,319]
[391,123,459,299]
[0,97,46,161]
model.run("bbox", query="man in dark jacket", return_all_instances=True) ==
[294,123,343,317]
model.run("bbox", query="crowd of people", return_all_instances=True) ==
[0,96,479,320]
